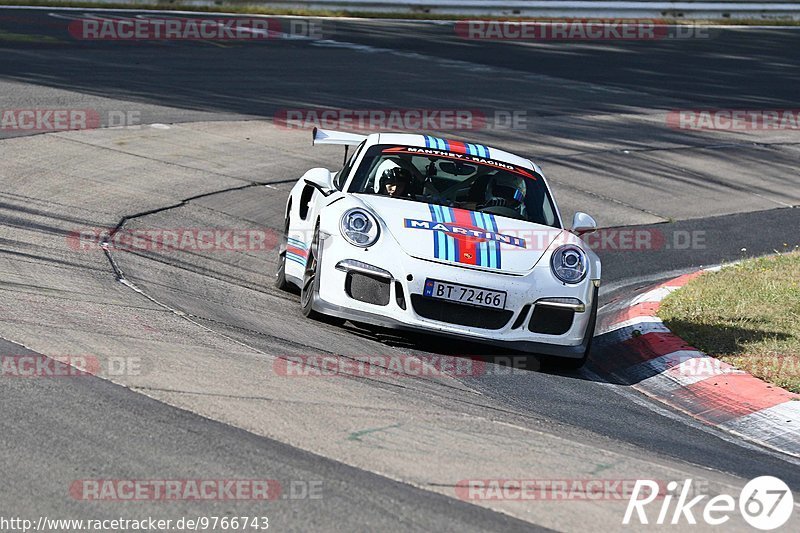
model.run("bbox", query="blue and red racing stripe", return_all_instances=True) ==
[471,210,500,269]
[428,206,502,268]
[429,205,456,263]
[424,135,489,158]
[485,211,502,269]
[285,237,308,266]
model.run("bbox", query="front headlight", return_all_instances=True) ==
[550,245,588,284]
[340,208,380,247]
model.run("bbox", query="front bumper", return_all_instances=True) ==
[310,234,598,359]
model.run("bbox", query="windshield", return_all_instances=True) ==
[348,144,559,227]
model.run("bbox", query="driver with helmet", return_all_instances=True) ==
[379,167,413,198]
[479,174,527,218]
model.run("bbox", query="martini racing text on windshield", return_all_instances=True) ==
[348,141,558,227]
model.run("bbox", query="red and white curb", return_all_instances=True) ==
[596,269,800,458]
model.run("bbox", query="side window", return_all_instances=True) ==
[334,141,365,190]
[540,194,557,227]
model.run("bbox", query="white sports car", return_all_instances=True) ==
[275,129,601,368]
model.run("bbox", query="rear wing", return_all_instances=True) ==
[312,127,367,146]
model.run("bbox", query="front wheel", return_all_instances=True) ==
[274,214,295,292]
[300,227,322,318]
[554,296,598,371]
[300,226,344,326]
[557,340,591,371]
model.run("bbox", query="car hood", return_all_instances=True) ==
[356,194,563,275]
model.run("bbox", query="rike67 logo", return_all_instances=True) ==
[624,476,794,530]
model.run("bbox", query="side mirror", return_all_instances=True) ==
[571,212,597,236]
[303,168,334,196]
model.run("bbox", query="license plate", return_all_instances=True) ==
[423,279,507,310]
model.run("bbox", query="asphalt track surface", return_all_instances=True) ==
[1,8,799,532]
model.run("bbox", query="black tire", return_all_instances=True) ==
[557,341,591,371]
[300,226,344,326]
[300,226,321,318]
[274,214,295,292]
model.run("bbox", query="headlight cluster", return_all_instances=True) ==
[551,245,588,284]
[340,208,380,247]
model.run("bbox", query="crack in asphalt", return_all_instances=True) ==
[84,175,527,402]
[96,248,501,399]
[92,180,505,403]
[103,246,283,297]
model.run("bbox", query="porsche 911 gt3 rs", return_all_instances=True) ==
[275,128,601,368]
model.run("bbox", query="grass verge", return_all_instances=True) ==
[659,250,800,393]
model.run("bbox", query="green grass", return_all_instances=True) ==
[2,0,800,25]
[659,249,800,393]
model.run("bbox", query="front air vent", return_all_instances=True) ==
[528,306,574,335]
[410,295,513,330]
[345,272,390,306]
[395,281,406,310]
